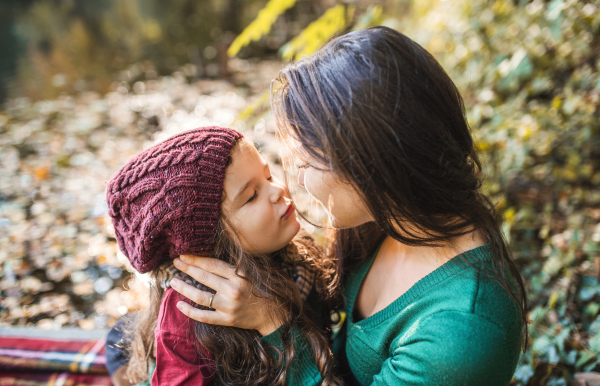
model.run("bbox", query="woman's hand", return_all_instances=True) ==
[170,255,283,336]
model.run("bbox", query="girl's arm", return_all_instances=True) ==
[152,288,217,386]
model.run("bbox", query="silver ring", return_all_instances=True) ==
[208,292,216,308]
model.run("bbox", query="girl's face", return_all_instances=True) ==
[222,140,301,254]
[297,156,373,229]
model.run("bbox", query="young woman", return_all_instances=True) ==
[171,27,527,385]
[104,127,341,386]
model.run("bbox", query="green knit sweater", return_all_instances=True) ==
[262,243,524,385]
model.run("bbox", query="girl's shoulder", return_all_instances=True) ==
[156,288,196,338]
[153,288,216,385]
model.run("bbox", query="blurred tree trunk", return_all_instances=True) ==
[0,2,19,102]
[222,0,241,34]
[217,0,241,77]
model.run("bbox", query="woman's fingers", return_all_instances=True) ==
[179,255,237,280]
[173,258,229,294]
[176,301,230,326]
[171,254,279,333]
[170,279,221,310]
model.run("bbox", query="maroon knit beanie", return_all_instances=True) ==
[106,127,243,274]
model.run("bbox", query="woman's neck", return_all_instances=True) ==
[354,225,487,321]
[383,225,488,266]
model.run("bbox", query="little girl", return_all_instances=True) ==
[104,127,340,385]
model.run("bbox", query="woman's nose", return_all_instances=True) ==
[298,168,305,187]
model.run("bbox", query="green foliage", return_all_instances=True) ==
[227,0,298,57]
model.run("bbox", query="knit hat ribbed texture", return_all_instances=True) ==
[106,126,243,274]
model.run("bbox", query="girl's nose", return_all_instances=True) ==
[270,178,286,203]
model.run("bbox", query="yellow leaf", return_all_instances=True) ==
[504,207,516,225]
[548,292,558,308]
[144,20,162,44]
[551,96,562,110]
[476,141,491,151]
[492,0,513,15]
[280,4,354,61]
[517,124,532,139]
[236,90,271,122]
[228,0,298,57]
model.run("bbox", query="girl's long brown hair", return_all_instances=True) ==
[271,26,528,349]
[124,220,342,385]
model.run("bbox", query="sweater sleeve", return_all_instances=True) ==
[369,311,517,386]
[151,288,216,386]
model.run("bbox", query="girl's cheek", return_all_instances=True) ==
[254,201,273,227]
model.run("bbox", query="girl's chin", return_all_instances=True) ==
[288,215,302,234]
[259,219,302,254]
[282,216,301,242]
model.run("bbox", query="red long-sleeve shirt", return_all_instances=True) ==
[151,288,216,385]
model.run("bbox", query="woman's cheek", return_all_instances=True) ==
[303,169,327,206]
[304,170,352,227]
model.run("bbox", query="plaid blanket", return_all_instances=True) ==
[0,372,112,386]
[0,328,111,386]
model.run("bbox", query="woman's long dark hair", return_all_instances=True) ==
[125,225,341,386]
[272,26,527,348]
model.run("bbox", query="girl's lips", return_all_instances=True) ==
[282,203,295,219]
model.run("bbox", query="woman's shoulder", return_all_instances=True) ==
[424,244,523,331]
[363,243,523,337]
[388,308,521,386]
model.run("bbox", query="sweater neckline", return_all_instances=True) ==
[345,241,492,328]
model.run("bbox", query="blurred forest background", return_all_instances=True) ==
[0,0,599,385]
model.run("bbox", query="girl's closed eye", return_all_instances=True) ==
[246,191,258,204]
[246,175,274,204]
